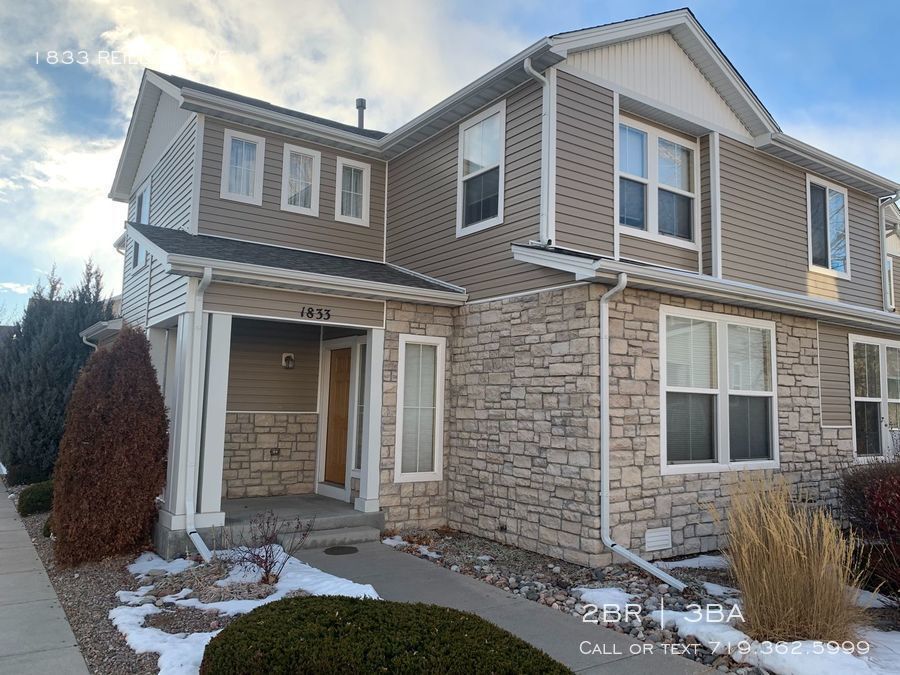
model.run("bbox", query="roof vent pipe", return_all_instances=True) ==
[356,98,366,129]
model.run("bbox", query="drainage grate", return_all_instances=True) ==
[323,545,359,556]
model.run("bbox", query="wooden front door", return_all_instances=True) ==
[324,348,352,485]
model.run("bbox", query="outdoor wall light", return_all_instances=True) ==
[281,353,295,369]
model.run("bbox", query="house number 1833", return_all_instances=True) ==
[300,306,332,320]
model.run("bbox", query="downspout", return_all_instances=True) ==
[185,267,213,562]
[879,194,900,312]
[82,335,98,351]
[600,273,686,591]
[524,57,551,244]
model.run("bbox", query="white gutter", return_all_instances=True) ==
[184,267,213,562]
[599,274,686,591]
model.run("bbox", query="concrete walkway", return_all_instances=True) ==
[0,491,89,673]
[301,541,710,674]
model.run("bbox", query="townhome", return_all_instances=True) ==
[86,9,900,571]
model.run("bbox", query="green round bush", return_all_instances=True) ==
[17,480,53,517]
[200,596,571,675]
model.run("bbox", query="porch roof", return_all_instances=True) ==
[128,223,468,305]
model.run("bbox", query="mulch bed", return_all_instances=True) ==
[21,512,157,674]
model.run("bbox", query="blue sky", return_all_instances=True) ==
[1,0,898,321]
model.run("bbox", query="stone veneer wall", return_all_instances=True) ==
[430,282,853,568]
[379,302,454,529]
[222,412,318,498]
[446,284,605,567]
[605,287,853,559]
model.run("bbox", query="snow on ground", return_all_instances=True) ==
[111,545,379,675]
[856,588,894,609]
[128,552,196,578]
[381,535,441,559]
[657,554,730,570]
[653,606,900,674]
[572,587,635,612]
[702,581,740,599]
[0,461,6,475]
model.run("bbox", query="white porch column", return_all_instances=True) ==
[146,327,168,390]
[197,313,231,520]
[356,327,384,513]
[160,312,194,525]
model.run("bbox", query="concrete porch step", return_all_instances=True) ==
[297,525,382,549]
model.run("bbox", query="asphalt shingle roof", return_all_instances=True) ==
[150,71,386,140]
[130,223,463,294]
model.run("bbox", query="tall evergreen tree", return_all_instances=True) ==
[0,262,113,484]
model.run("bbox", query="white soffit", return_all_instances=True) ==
[564,31,751,138]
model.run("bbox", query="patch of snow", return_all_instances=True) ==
[856,588,893,609]
[0,461,6,475]
[113,546,380,674]
[382,535,405,547]
[654,606,900,674]
[109,604,219,675]
[116,586,155,605]
[128,552,196,578]
[702,581,740,598]
[476,555,494,562]
[657,554,729,570]
[573,587,635,612]
[416,545,441,559]
[380,536,440,559]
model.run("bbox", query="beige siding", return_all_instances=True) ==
[818,321,900,427]
[227,319,320,412]
[618,233,698,271]
[199,119,385,262]
[386,81,570,300]
[891,253,900,308]
[700,135,712,275]
[122,117,196,327]
[204,283,385,328]
[553,71,615,256]
[720,136,884,310]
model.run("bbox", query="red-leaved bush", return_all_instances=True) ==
[52,327,168,565]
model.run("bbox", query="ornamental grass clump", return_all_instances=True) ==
[718,475,865,643]
[52,327,167,565]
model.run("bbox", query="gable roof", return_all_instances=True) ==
[111,9,899,203]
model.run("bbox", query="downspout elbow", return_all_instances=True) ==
[523,57,547,86]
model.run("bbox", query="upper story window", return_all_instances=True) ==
[661,306,778,475]
[807,176,850,278]
[334,157,370,226]
[131,180,150,270]
[618,118,698,246]
[850,336,900,458]
[220,129,265,206]
[456,100,505,237]
[280,144,321,216]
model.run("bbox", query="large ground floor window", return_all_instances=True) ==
[660,307,779,474]
[850,335,900,457]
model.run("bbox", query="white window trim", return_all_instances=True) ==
[334,156,371,226]
[220,129,266,206]
[848,333,900,460]
[394,334,445,484]
[280,143,321,216]
[659,306,780,475]
[456,100,506,237]
[806,174,851,280]
[616,116,701,251]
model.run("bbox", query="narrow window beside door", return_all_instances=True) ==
[395,335,445,482]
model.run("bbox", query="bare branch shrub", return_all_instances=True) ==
[227,510,314,584]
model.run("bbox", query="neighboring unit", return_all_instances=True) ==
[86,9,900,568]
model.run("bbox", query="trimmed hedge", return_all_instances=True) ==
[200,597,572,675]
[17,480,53,516]
[52,327,168,565]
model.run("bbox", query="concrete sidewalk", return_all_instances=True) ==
[0,491,89,674]
[301,541,709,674]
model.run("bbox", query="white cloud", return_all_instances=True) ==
[0,0,531,304]
[0,283,31,295]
